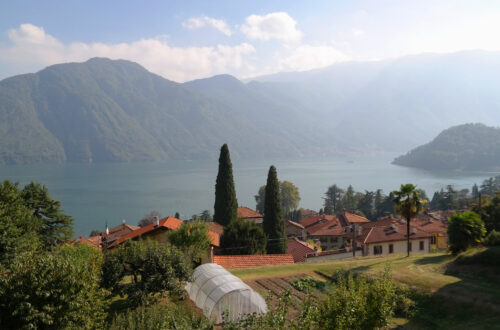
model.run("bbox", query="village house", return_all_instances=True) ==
[71,221,139,249]
[109,216,220,251]
[298,211,371,250]
[285,220,306,240]
[376,213,448,250]
[287,237,316,262]
[237,206,263,225]
[362,222,433,256]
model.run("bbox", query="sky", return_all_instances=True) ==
[0,0,499,82]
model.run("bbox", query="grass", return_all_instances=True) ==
[230,249,500,329]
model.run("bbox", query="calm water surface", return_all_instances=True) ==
[0,155,496,236]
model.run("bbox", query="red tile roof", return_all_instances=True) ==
[285,220,304,229]
[303,216,346,236]
[287,238,315,262]
[213,254,294,269]
[237,207,262,219]
[70,235,101,249]
[110,216,183,247]
[299,215,337,228]
[363,223,433,244]
[206,222,224,235]
[341,212,371,224]
[301,209,319,218]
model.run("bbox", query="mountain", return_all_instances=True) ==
[249,50,500,151]
[2,51,500,164]
[392,123,500,170]
[0,58,330,164]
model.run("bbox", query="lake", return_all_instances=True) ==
[0,154,496,236]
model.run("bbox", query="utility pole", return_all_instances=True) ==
[352,223,357,257]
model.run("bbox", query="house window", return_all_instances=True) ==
[374,245,383,255]
[420,241,425,251]
[408,242,412,252]
[430,236,436,245]
[389,244,394,254]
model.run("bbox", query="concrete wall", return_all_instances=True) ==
[311,235,344,250]
[285,224,306,240]
[364,238,430,256]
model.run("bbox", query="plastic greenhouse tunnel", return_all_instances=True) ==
[185,263,268,323]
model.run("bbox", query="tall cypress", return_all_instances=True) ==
[214,144,238,227]
[263,165,286,254]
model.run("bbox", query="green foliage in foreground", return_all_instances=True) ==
[290,277,325,293]
[224,268,399,330]
[101,239,192,305]
[220,218,267,255]
[0,244,109,329]
[448,211,486,253]
[109,302,213,330]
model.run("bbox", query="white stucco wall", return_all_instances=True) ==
[364,238,430,256]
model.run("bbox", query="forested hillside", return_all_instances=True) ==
[393,123,500,170]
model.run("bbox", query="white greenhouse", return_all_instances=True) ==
[185,263,268,323]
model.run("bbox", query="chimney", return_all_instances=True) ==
[154,216,159,227]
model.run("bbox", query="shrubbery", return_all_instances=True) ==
[224,268,401,330]
[109,302,213,330]
[0,244,109,329]
[447,211,486,253]
[484,230,500,246]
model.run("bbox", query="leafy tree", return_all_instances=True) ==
[442,185,458,210]
[480,176,500,196]
[472,183,480,199]
[220,218,267,255]
[138,210,162,227]
[89,229,101,236]
[199,210,212,221]
[175,212,181,219]
[167,221,212,264]
[376,192,397,218]
[448,211,486,253]
[263,166,286,254]
[392,184,426,257]
[374,189,385,217]
[341,185,357,212]
[358,191,375,220]
[255,181,301,216]
[101,239,192,304]
[0,180,41,266]
[484,230,500,246]
[324,184,345,214]
[214,144,238,226]
[0,244,108,329]
[481,191,500,233]
[21,182,73,246]
[280,181,301,216]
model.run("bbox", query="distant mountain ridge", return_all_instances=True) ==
[0,58,332,164]
[392,123,500,171]
[2,51,500,164]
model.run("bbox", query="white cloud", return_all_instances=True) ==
[182,16,232,36]
[0,24,255,82]
[279,44,350,72]
[241,12,302,42]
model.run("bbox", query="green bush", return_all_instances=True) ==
[319,269,396,330]
[484,230,500,246]
[109,302,213,330]
[0,244,109,329]
[448,211,486,253]
[224,268,398,330]
[290,277,325,292]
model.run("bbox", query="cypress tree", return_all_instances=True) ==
[263,165,286,254]
[214,144,238,227]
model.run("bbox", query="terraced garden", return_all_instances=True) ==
[231,248,500,329]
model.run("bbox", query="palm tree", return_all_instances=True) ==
[392,184,426,257]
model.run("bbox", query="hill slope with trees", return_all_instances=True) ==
[392,123,500,170]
